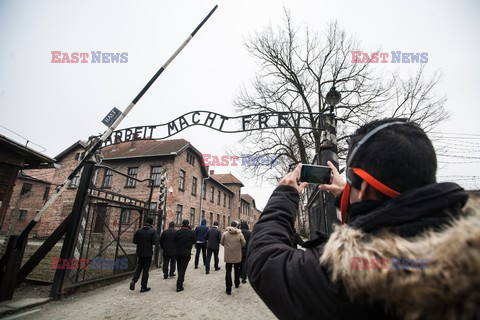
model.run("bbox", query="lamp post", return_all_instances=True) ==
[320,86,341,233]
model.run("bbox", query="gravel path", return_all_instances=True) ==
[21,247,276,320]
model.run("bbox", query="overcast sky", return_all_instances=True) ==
[1,0,479,209]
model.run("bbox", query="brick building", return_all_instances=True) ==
[0,135,55,245]
[2,138,261,239]
[240,193,261,229]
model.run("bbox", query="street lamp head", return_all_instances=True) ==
[325,86,342,107]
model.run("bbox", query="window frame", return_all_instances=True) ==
[21,183,32,195]
[150,166,162,187]
[176,204,183,225]
[18,209,27,221]
[43,186,50,200]
[125,167,138,188]
[179,170,186,191]
[190,207,195,225]
[102,168,113,188]
[191,177,198,196]
[121,208,131,224]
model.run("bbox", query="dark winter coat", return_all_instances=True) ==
[133,224,157,258]
[248,183,479,320]
[205,226,222,250]
[174,226,196,256]
[159,227,176,256]
[239,221,251,257]
[292,232,304,248]
[194,218,209,243]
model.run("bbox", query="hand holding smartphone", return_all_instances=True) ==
[300,164,332,184]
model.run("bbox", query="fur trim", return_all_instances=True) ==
[226,226,240,234]
[320,196,480,320]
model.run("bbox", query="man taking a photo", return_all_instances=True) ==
[248,118,479,319]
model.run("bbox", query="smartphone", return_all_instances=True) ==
[300,164,332,184]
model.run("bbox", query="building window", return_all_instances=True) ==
[228,216,230,227]
[216,214,220,228]
[121,208,131,224]
[209,212,213,226]
[43,186,50,200]
[150,166,162,186]
[223,193,226,207]
[192,177,198,196]
[69,173,80,188]
[202,182,206,200]
[228,196,232,209]
[103,169,113,188]
[148,202,157,224]
[176,205,183,225]
[210,187,214,202]
[186,152,195,166]
[222,215,226,230]
[179,170,185,191]
[190,208,195,225]
[18,209,27,221]
[217,190,221,205]
[21,183,32,195]
[125,167,138,188]
[75,152,85,161]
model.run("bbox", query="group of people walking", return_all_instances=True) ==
[129,217,251,295]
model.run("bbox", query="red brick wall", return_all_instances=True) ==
[1,177,50,235]
[33,147,85,237]
[4,146,84,237]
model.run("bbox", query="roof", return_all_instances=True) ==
[210,173,244,187]
[241,194,256,207]
[55,140,87,160]
[100,138,208,178]
[101,139,190,160]
[0,134,56,169]
[208,176,235,195]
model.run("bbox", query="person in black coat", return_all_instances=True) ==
[204,220,222,274]
[247,119,478,319]
[173,219,196,292]
[159,221,177,279]
[130,217,156,293]
[239,221,251,283]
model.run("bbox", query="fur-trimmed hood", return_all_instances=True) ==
[226,226,241,234]
[320,195,480,319]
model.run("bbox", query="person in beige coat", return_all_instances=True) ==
[221,221,246,295]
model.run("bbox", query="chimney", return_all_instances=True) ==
[129,141,136,151]
[210,170,215,175]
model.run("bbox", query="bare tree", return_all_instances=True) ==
[232,10,448,184]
